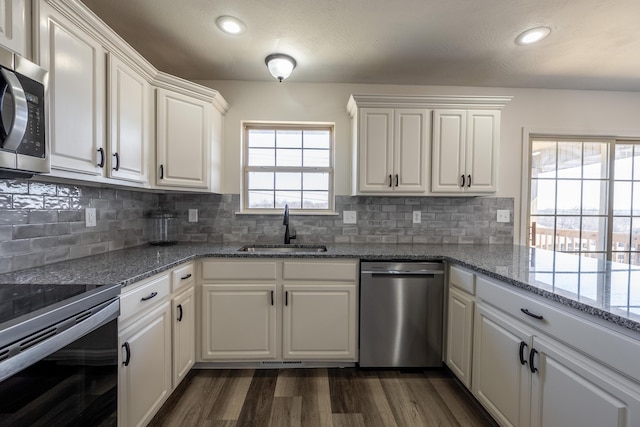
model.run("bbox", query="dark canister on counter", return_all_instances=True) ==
[144,208,178,245]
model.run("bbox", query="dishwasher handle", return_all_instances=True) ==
[361,270,444,276]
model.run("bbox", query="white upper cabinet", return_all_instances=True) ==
[34,1,106,177]
[107,53,150,184]
[0,0,28,57]
[155,87,211,190]
[352,105,428,194]
[33,0,228,191]
[153,79,228,192]
[348,95,510,196]
[432,109,500,193]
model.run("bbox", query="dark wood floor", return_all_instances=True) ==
[149,368,497,427]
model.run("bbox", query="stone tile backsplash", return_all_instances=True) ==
[0,178,514,273]
[0,179,159,274]
[160,194,514,246]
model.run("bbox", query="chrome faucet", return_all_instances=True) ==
[283,204,296,244]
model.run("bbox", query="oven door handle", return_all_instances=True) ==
[0,69,28,151]
[0,298,119,383]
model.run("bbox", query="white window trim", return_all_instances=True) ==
[240,121,336,215]
[520,127,640,246]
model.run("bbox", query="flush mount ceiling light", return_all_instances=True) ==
[265,53,297,82]
[515,26,551,45]
[216,15,246,35]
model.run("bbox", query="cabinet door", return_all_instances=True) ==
[282,284,357,360]
[358,108,394,192]
[0,0,27,56]
[172,286,195,389]
[35,1,106,176]
[446,286,474,389]
[431,109,466,193]
[107,54,149,183]
[201,284,277,360]
[119,302,172,427]
[156,88,210,189]
[473,304,532,427]
[394,109,428,192]
[466,110,499,193]
[530,336,640,427]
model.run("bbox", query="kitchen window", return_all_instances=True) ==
[527,136,640,265]
[242,123,335,213]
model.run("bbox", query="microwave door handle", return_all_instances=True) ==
[0,69,28,151]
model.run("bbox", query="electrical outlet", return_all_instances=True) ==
[85,208,96,227]
[188,209,198,223]
[497,210,510,223]
[343,211,357,224]
[413,211,421,224]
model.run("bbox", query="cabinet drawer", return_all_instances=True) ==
[120,273,170,322]
[283,261,358,281]
[201,260,277,281]
[172,263,194,292]
[449,264,475,294]
[476,274,640,381]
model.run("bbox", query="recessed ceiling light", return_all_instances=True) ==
[515,26,551,45]
[216,16,246,35]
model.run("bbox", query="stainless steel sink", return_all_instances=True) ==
[238,244,328,253]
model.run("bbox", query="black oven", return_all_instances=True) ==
[0,283,120,426]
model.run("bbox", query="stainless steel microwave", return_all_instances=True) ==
[0,46,48,177]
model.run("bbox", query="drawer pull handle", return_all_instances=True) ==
[141,291,158,302]
[467,174,471,187]
[460,175,465,187]
[97,148,105,168]
[122,342,131,366]
[388,174,393,187]
[181,273,192,280]
[519,341,528,366]
[520,308,544,320]
[113,152,120,171]
[395,174,399,187]
[285,291,289,306]
[177,304,183,322]
[270,290,274,306]
[529,348,539,374]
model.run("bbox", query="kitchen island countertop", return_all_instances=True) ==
[0,242,638,333]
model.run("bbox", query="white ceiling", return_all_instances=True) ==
[81,0,640,91]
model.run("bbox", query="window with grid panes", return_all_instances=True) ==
[242,123,334,213]
[528,137,640,266]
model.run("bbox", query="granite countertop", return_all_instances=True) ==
[1,242,639,333]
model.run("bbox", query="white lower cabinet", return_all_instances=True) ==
[118,301,172,427]
[172,285,196,387]
[469,272,640,427]
[446,286,475,388]
[199,258,358,362]
[282,284,357,360]
[201,284,277,360]
[118,263,196,426]
[473,303,532,427]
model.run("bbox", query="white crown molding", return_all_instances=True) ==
[153,72,230,114]
[347,94,513,117]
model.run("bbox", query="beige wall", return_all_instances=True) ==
[198,80,640,243]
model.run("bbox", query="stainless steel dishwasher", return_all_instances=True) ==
[359,261,444,367]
